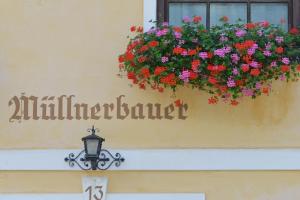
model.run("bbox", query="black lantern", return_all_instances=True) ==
[82,126,105,169]
[65,126,125,170]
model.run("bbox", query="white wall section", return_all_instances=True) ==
[1,149,300,170]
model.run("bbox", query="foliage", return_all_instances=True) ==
[118,16,300,105]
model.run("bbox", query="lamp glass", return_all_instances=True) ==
[86,139,99,156]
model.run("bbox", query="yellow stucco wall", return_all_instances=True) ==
[0,0,300,199]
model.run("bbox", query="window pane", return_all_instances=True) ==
[251,3,288,31]
[210,3,247,26]
[169,3,206,26]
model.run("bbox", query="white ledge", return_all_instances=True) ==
[0,193,205,200]
[1,149,300,170]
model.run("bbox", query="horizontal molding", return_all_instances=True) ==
[0,193,205,200]
[1,149,300,170]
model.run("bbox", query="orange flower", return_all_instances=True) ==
[241,64,249,72]
[160,73,176,86]
[158,87,164,93]
[193,16,202,23]
[138,56,146,63]
[154,66,167,76]
[173,26,182,33]
[290,27,299,35]
[281,65,290,72]
[250,69,260,76]
[208,96,218,104]
[275,47,284,54]
[188,49,197,56]
[297,65,300,72]
[189,71,198,80]
[174,99,182,107]
[118,55,125,63]
[127,72,136,80]
[125,51,134,61]
[220,16,229,22]
[245,23,256,29]
[148,40,159,47]
[130,26,136,32]
[191,59,200,71]
[208,76,217,84]
[173,47,184,55]
[139,83,146,90]
[137,26,143,32]
[262,87,269,95]
[231,100,239,106]
[141,68,150,78]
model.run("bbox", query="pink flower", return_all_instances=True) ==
[255,82,262,90]
[224,46,231,53]
[275,36,284,44]
[263,50,272,57]
[271,61,277,67]
[265,42,272,50]
[220,34,228,42]
[282,57,290,65]
[181,50,188,56]
[242,88,254,96]
[199,52,208,59]
[227,78,236,88]
[214,49,225,57]
[247,48,256,56]
[183,16,191,23]
[231,54,240,64]
[235,29,247,37]
[174,32,182,39]
[280,74,286,81]
[257,30,263,36]
[179,40,185,45]
[250,61,259,68]
[179,70,190,82]
[232,68,239,75]
[161,56,169,63]
[156,29,168,37]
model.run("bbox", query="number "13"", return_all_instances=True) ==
[85,185,104,200]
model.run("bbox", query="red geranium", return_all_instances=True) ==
[208,76,218,84]
[250,69,260,76]
[275,47,284,54]
[148,40,159,47]
[160,73,176,86]
[191,59,200,71]
[130,26,136,32]
[245,23,256,29]
[281,65,290,72]
[188,49,197,56]
[154,66,167,75]
[120,17,300,105]
[290,27,299,35]
[189,71,198,80]
[125,51,134,61]
[193,16,202,23]
[241,64,249,72]
[173,47,184,55]
[141,68,150,78]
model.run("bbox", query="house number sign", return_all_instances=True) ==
[82,176,108,200]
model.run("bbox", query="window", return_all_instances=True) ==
[157,0,300,30]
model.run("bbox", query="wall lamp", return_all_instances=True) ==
[65,126,125,170]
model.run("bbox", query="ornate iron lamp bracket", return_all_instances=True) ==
[64,149,125,170]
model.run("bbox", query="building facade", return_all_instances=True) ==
[1,0,300,199]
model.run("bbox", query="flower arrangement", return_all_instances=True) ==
[118,16,300,105]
